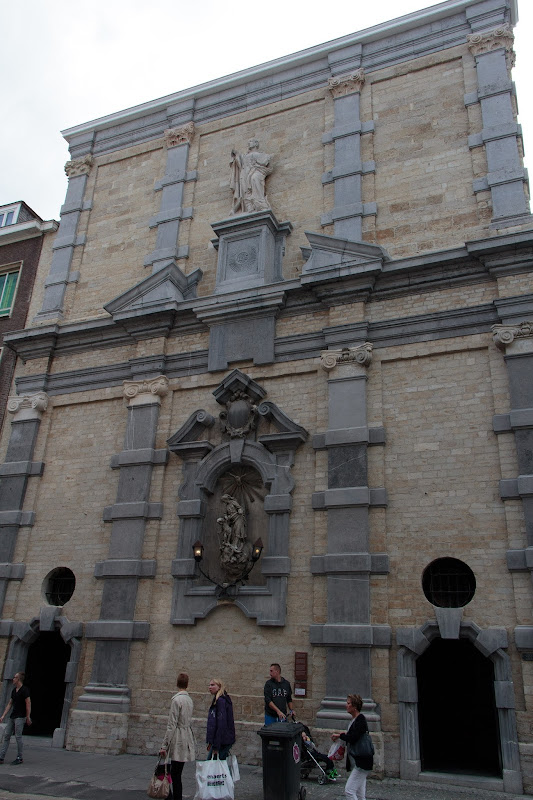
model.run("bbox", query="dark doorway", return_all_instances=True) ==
[417,637,501,776]
[24,631,70,736]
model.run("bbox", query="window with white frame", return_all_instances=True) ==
[0,205,20,228]
[0,267,21,316]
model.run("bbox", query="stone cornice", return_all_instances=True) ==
[164,122,195,147]
[328,69,365,98]
[64,155,93,178]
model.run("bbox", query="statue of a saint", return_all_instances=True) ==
[230,138,273,214]
[218,493,252,579]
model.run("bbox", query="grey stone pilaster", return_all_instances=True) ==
[34,157,93,321]
[0,394,48,617]
[311,346,390,730]
[144,124,196,271]
[77,377,168,713]
[322,66,376,241]
[467,25,530,227]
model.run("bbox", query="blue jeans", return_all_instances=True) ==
[0,717,25,760]
[264,714,281,726]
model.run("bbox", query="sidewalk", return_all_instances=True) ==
[0,736,525,800]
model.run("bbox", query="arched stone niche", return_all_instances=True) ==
[168,369,307,626]
[397,614,523,795]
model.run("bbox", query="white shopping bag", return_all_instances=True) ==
[228,753,240,782]
[328,740,345,761]
[194,755,234,800]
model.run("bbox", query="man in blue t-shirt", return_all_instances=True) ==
[264,663,294,726]
[0,672,31,764]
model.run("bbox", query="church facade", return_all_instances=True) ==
[2,0,533,792]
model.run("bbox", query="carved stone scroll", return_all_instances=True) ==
[467,24,515,69]
[492,322,533,351]
[123,376,169,405]
[7,392,49,421]
[320,343,373,371]
[328,69,365,98]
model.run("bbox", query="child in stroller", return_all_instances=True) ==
[300,724,339,784]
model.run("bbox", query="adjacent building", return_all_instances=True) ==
[0,202,58,428]
[1,0,533,793]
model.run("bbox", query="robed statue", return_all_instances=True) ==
[218,493,252,579]
[230,138,273,214]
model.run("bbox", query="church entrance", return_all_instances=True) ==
[24,631,70,736]
[416,637,501,776]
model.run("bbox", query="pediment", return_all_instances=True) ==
[104,261,202,320]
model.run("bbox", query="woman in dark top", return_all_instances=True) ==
[331,693,373,800]
[206,678,235,760]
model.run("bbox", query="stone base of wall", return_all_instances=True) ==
[65,709,385,777]
[66,710,129,754]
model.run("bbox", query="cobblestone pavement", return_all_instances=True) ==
[0,736,525,800]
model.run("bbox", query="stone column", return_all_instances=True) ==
[310,345,390,729]
[34,156,93,321]
[467,25,530,227]
[493,323,533,651]
[75,376,168,723]
[144,123,197,272]
[0,393,48,625]
[321,70,376,241]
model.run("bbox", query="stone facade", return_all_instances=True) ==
[2,0,533,794]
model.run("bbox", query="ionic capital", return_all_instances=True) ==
[7,392,49,421]
[123,376,169,406]
[492,322,533,352]
[467,24,515,68]
[328,69,365,98]
[321,343,373,372]
[164,123,195,148]
[64,155,94,178]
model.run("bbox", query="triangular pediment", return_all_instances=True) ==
[301,231,388,274]
[104,261,202,320]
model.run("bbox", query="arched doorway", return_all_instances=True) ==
[416,637,501,776]
[24,631,71,736]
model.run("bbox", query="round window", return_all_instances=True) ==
[422,557,476,608]
[42,567,76,606]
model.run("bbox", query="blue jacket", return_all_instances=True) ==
[206,693,235,752]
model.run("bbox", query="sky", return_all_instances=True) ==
[1,0,531,222]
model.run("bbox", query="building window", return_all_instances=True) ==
[43,567,76,606]
[0,268,20,316]
[422,557,476,608]
[0,205,20,227]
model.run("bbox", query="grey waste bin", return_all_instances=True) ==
[258,721,307,800]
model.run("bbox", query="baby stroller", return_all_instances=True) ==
[299,724,340,785]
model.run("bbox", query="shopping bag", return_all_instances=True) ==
[327,741,345,761]
[228,753,240,782]
[194,755,234,800]
[147,757,171,799]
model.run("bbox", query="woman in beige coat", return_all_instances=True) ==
[159,672,195,800]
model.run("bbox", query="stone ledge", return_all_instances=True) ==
[309,623,392,647]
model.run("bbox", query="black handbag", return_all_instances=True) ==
[349,731,375,759]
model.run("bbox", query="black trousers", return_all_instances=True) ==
[170,760,185,800]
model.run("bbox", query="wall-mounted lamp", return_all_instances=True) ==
[192,538,263,597]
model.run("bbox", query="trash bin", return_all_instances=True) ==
[258,721,307,800]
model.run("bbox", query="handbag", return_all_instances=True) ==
[349,731,375,760]
[327,741,345,761]
[147,757,171,799]
[228,753,240,782]
[194,754,234,800]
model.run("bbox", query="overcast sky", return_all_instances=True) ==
[1,0,531,222]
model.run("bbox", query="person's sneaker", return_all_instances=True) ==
[11,757,22,765]
[326,769,338,780]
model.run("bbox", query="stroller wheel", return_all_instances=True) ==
[318,773,327,785]
[298,788,307,800]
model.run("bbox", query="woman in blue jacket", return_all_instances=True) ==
[206,678,235,760]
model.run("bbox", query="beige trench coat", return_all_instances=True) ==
[161,690,195,762]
